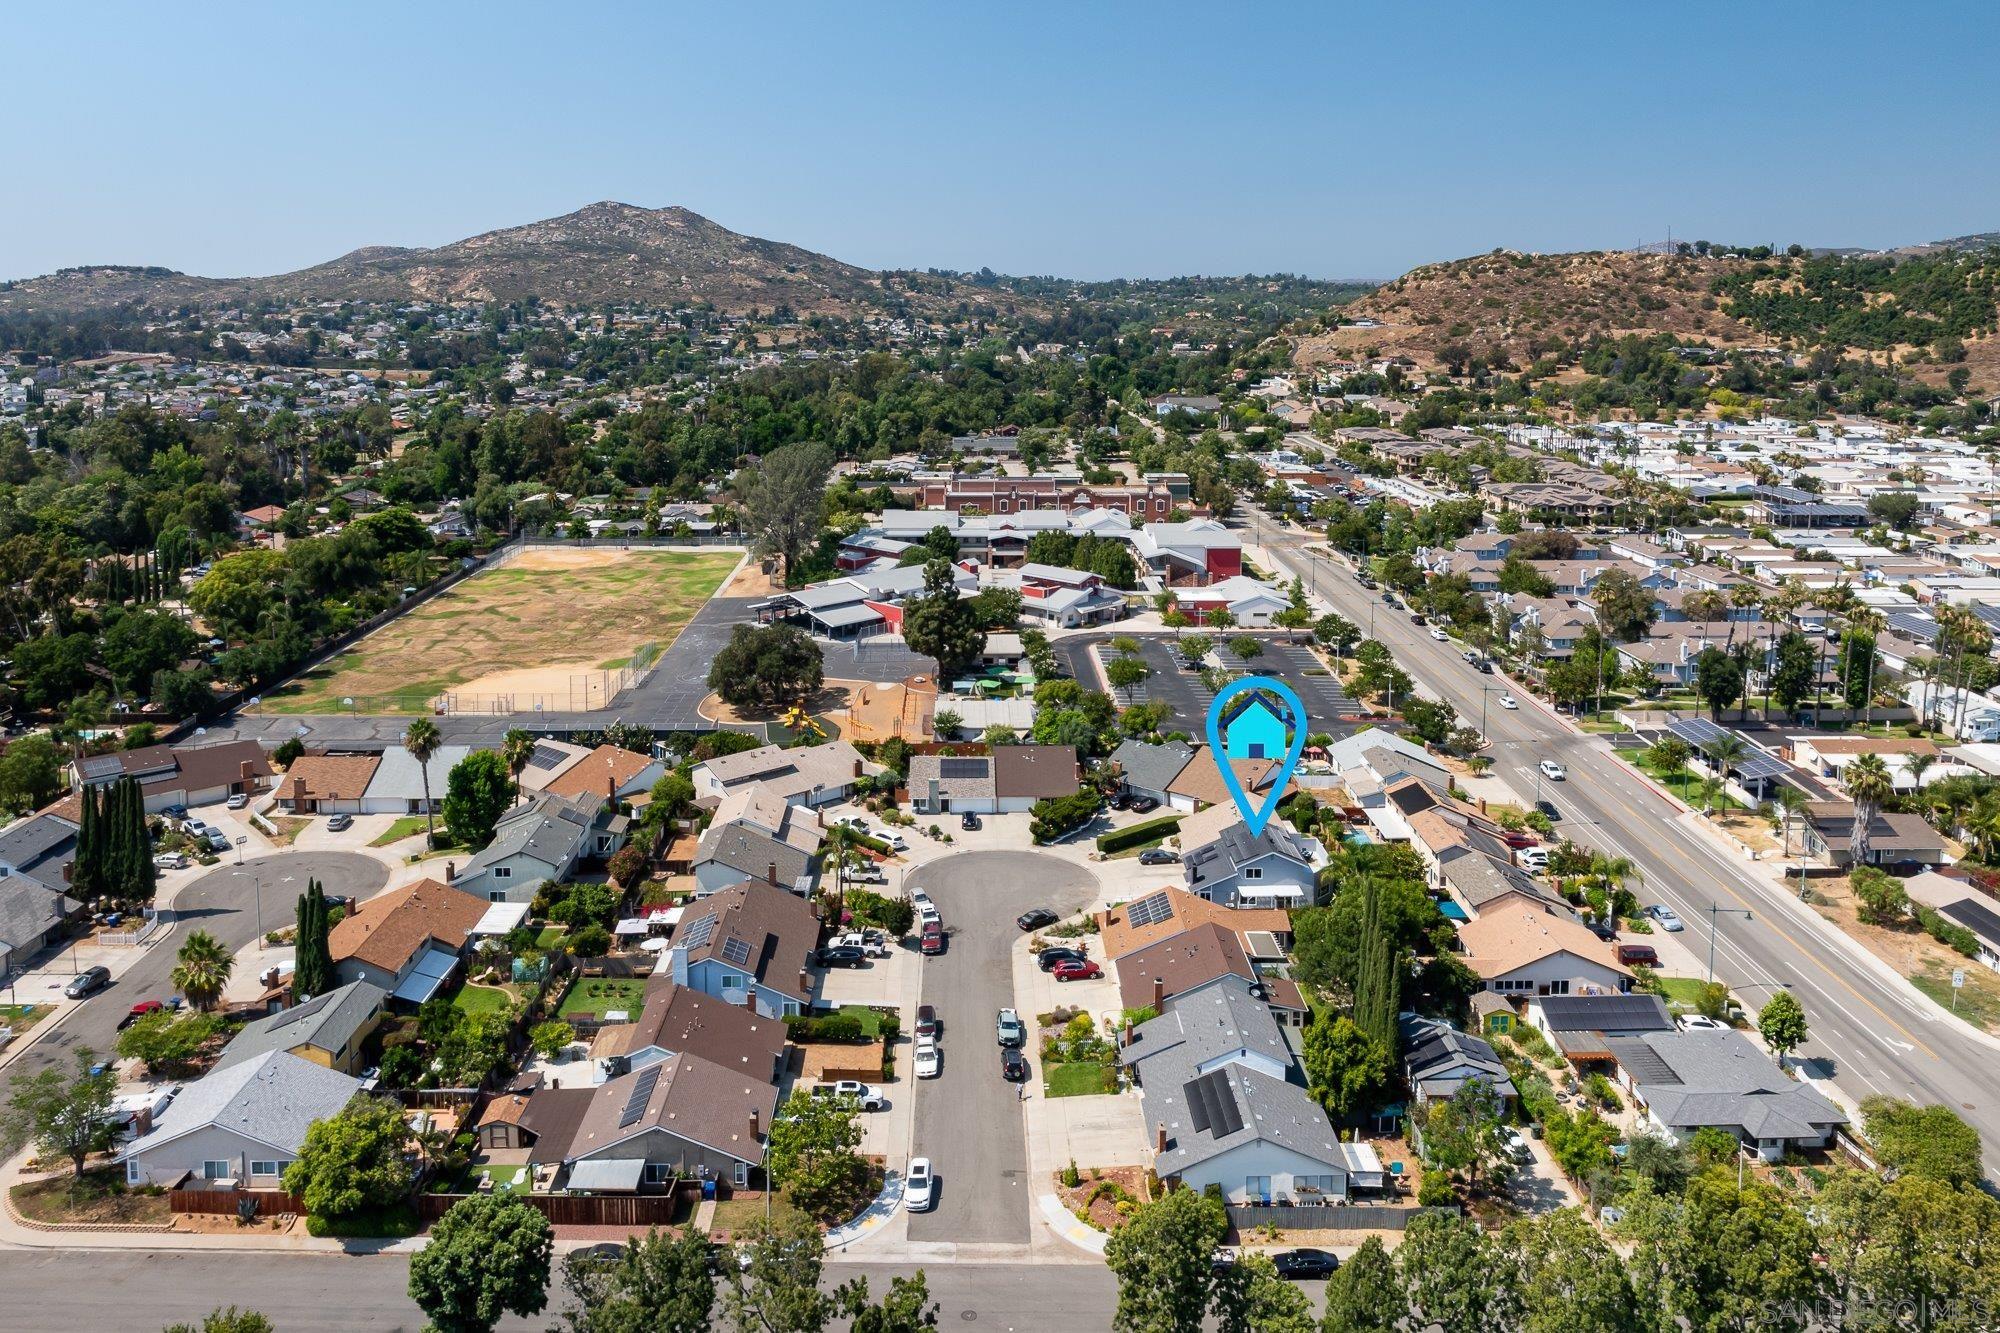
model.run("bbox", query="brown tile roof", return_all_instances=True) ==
[1115,922,1256,1010]
[992,745,1082,799]
[566,1051,776,1166]
[542,745,654,801]
[1096,886,1292,962]
[329,877,485,974]
[1166,755,1282,808]
[275,753,382,805]
[1455,907,1631,982]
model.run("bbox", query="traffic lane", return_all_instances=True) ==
[906,851,1101,1244]
[0,1251,1124,1332]
[0,852,387,1093]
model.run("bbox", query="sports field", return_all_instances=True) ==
[254,547,742,715]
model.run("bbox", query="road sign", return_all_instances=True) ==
[1953,969,1966,989]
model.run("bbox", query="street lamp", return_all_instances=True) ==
[1480,685,1507,737]
[1704,904,1755,984]
[232,869,264,941]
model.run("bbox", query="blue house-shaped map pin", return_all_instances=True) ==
[1218,693,1291,761]
[1205,677,1308,837]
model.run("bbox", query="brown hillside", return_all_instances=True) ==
[1294,249,1762,370]
[0,202,1001,319]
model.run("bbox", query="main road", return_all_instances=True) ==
[1241,510,2000,1180]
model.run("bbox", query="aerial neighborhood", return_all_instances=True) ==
[3,16,2000,1324]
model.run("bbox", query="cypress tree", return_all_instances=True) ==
[130,782,157,903]
[73,786,100,900]
[295,879,333,998]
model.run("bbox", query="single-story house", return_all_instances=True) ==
[1108,739,1195,807]
[1115,923,1307,1024]
[359,744,475,816]
[274,752,382,815]
[1800,801,1949,870]
[1903,871,2000,972]
[74,740,272,814]
[1455,906,1633,998]
[1606,1029,1847,1162]
[690,740,881,809]
[561,1051,774,1191]
[908,745,1081,814]
[1164,752,1282,814]
[120,1051,363,1188]
[328,877,486,1005]
[1523,993,1676,1063]
[594,980,789,1084]
[0,810,83,958]
[214,980,389,1075]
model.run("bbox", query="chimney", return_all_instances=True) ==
[607,769,616,803]
[134,1107,153,1138]
[1152,977,1165,1011]
[1477,796,1487,815]
[1122,1021,1134,1048]
[1155,1122,1168,1153]
[767,861,779,886]
[295,782,313,815]
[444,860,456,884]
[240,760,255,783]
[853,758,863,779]
[741,987,757,1011]
[748,1108,761,1140]
[797,968,810,993]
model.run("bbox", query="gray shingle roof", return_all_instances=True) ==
[1607,1030,1845,1141]
[1109,740,1195,796]
[215,981,388,1071]
[461,791,596,879]
[1139,1046,1345,1176]
[120,1051,363,1162]
[1121,976,1292,1070]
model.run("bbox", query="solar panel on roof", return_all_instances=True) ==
[619,1066,662,1128]
[1733,753,1791,782]
[1183,1070,1243,1137]
[680,913,717,951]
[527,742,568,770]
[1665,716,1730,747]
[1126,891,1173,928]
[720,936,752,966]
[939,757,988,780]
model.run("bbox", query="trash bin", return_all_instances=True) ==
[702,1179,716,1200]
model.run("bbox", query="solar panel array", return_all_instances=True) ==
[720,935,752,967]
[1664,716,1790,781]
[1886,611,1940,644]
[527,742,569,770]
[619,1066,662,1128]
[1664,716,1730,747]
[940,757,989,779]
[1732,751,1791,782]
[680,913,717,951]
[1183,1069,1243,1137]
[1126,891,1173,928]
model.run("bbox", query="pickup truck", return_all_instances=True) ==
[810,1080,886,1111]
[995,1008,1025,1047]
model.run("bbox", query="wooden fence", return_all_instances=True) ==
[172,1184,702,1230]
[171,1188,303,1216]
[1226,1203,1457,1232]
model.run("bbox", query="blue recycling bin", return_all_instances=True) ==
[702,1179,716,1200]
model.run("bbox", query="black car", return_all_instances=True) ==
[1016,908,1059,932]
[960,811,980,830]
[816,945,866,969]
[1137,848,1177,866]
[1129,796,1159,814]
[1272,1249,1340,1280]
[1536,799,1561,822]
[1001,1047,1029,1081]
[1037,947,1088,972]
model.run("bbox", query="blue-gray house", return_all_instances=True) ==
[1220,694,1292,761]
[666,881,817,1018]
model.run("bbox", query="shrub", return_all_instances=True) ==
[1031,791,1101,843]
[567,923,612,958]
[1417,1171,1455,1205]
[784,1013,864,1043]
[1094,815,1184,854]
[1915,905,1980,957]
[845,888,913,935]
[1851,866,1909,927]
[606,845,646,886]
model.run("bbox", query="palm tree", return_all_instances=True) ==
[171,930,233,1010]
[1772,783,1810,859]
[1701,735,1748,814]
[502,728,535,810]
[1845,753,1895,870]
[1904,751,1937,798]
[1850,608,1886,729]
[403,717,442,847]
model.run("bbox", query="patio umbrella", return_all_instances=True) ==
[639,936,670,953]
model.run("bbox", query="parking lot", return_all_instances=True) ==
[1064,632,1364,738]
[904,851,1102,1244]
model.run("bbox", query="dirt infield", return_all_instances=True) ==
[254,547,743,715]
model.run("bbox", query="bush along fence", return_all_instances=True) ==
[1095,815,1184,855]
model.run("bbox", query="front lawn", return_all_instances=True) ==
[1652,976,1715,1011]
[833,1004,889,1039]
[708,1188,807,1240]
[0,1004,53,1047]
[558,977,647,1020]
[9,1167,171,1226]
[1045,1061,1120,1097]
[369,816,432,847]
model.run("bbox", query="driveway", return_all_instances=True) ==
[905,851,1101,1244]
[0,852,387,1100]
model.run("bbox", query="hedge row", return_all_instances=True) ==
[1095,815,1183,854]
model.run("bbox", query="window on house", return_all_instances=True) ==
[492,866,512,879]
[1241,867,1264,880]
[1244,1175,1271,1201]
[732,1160,750,1187]
[249,1160,289,1178]
[489,891,508,903]
[642,1163,673,1185]
[201,1160,232,1180]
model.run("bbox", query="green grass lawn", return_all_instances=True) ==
[709,1189,803,1238]
[534,925,569,950]
[1653,976,1715,1011]
[470,1164,529,1194]
[451,983,515,1016]
[1619,751,1746,811]
[834,1004,888,1039]
[1045,1061,1119,1097]
[369,816,432,847]
[559,977,647,1020]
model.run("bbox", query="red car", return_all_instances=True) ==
[920,924,945,956]
[1052,959,1102,982]
[116,999,164,1031]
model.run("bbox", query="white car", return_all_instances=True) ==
[1516,847,1550,872]
[1678,1015,1727,1032]
[1539,760,1567,781]
[835,816,872,837]
[1498,1127,1533,1164]
[812,1080,887,1110]
[905,1157,935,1212]
[882,833,909,853]
[1498,693,1519,710]
[914,1039,941,1079]
[225,793,248,810]
[910,890,933,911]
[1429,626,1450,642]
[917,902,941,927]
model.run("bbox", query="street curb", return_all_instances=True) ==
[1036,1193,1108,1255]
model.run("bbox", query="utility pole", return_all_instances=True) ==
[1705,904,1755,984]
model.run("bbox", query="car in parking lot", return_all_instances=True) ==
[1052,959,1102,982]
[915,1005,939,1039]
[1539,760,1567,781]
[65,966,111,999]
[1001,1046,1028,1081]
[326,812,353,832]
[1498,693,1519,709]
[960,811,980,830]
[811,1080,887,1111]
[905,1157,935,1211]
[920,923,945,955]
[1645,904,1685,932]
[815,945,866,969]
[1272,1249,1339,1280]
[1137,847,1177,865]
[995,1008,1025,1047]
[1036,946,1088,972]
[914,1040,941,1079]
[1016,908,1058,932]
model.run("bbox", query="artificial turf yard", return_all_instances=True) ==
[254,546,739,715]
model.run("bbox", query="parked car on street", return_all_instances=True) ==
[1016,908,1058,932]
[920,923,945,955]
[905,1157,935,1211]
[65,966,111,999]
[915,1005,940,1039]
[995,1008,1025,1047]
[914,1040,941,1079]
[1272,1249,1339,1280]
[1052,959,1102,982]
[1001,1047,1028,1081]
[116,999,163,1030]
[1429,626,1450,642]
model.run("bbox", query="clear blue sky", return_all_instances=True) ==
[9,2,2000,283]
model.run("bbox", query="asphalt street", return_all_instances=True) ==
[0,852,386,1100]
[904,851,1101,1244]
[1241,510,2000,1180]
[0,1249,1133,1331]
[1061,631,1364,738]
